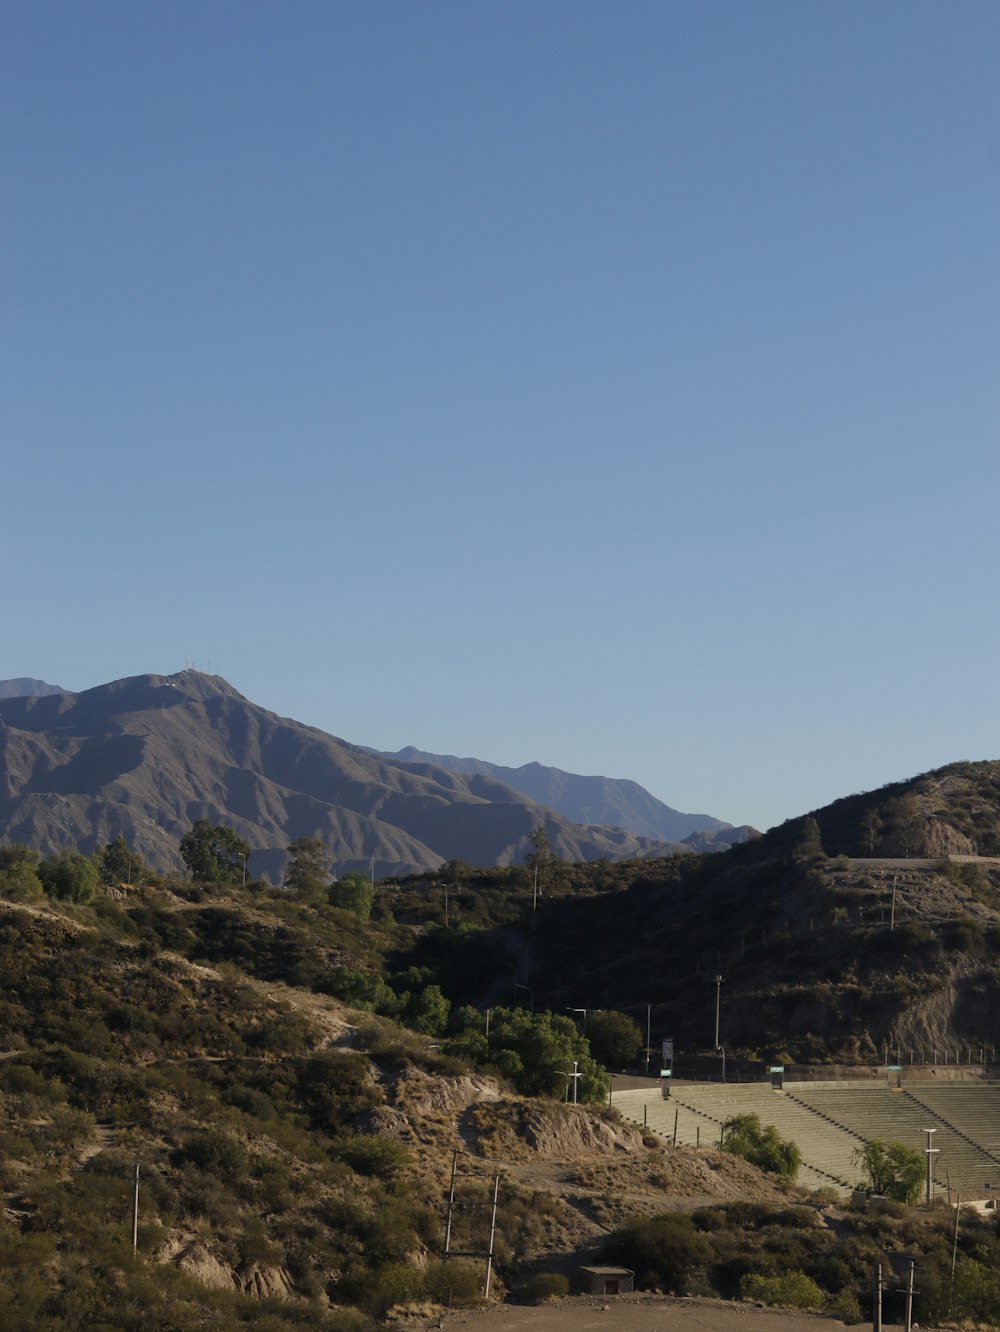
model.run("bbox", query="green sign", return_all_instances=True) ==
[887,1065,902,1072]
[769,1066,784,1073]
[659,1069,672,1078]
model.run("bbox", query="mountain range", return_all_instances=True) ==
[369,745,738,846]
[0,671,739,879]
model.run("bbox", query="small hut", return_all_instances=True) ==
[579,1265,634,1295]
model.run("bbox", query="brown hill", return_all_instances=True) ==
[0,670,673,878]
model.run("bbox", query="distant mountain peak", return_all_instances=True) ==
[371,745,737,844]
[0,670,683,878]
[0,678,68,700]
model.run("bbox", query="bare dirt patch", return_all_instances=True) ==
[407,1292,909,1331]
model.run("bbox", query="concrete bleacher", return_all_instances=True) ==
[613,1079,1000,1198]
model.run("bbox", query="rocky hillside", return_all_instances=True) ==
[531,764,1000,1067]
[0,671,674,878]
[0,888,791,1330]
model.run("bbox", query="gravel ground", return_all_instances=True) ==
[415,1293,938,1331]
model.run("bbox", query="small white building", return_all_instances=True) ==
[579,1265,634,1295]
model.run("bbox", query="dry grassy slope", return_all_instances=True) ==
[234,971,804,1259]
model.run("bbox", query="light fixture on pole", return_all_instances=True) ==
[558,1061,582,1104]
[923,1128,940,1204]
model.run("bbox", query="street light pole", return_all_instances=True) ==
[924,1128,940,1204]
[567,1007,587,1033]
[714,975,723,1050]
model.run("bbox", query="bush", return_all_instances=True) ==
[424,1258,483,1306]
[332,1135,411,1181]
[174,1129,249,1182]
[523,1271,569,1302]
[601,1212,712,1294]
[827,1288,864,1324]
[740,1270,823,1309]
[853,1140,923,1204]
[721,1113,801,1179]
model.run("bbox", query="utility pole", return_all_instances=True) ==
[561,1061,581,1104]
[904,1260,916,1332]
[443,1150,458,1256]
[949,1195,961,1317]
[873,1262,882,1332]
[484,1174,500,1299]
[923,1128,939,1204]
[890,875,897,930]
[645,1003,651,1075]
[714,975,723,1050]
[132,1163,140,1254]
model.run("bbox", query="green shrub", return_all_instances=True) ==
[853,1140,923,1204]
[826,1288,864,1324]
[424,1258,483,1305]
[175,1129,249,1182]
[601,1212,712,1293]
[721,1113,801,1179]
[523,1271,569,1302]
[332,1134,411,1181]
[740,1270,823,1309]
[352,1260,424,1315]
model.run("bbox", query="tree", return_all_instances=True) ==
[0,844,40,873]
[98,836,144,886]
[0,856,44,902]
[404,983,451,1035]
[860,808,883,855]
[329,871,374,919]
[179,819,250,883]
[455,1006,608,1102]
[795,817,824,856]
[285,836,330,901]
[887,795,925,859]
[38,849,100,903]
[586,1009,643,1070]
[853,1138,924,1203]
[525,823,553,894]
[601,1213,712,1294]
[721,1113,801,1179]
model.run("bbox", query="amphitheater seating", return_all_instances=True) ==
[613,1079,1000,1198]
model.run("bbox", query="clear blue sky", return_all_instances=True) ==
[4,1,998,831]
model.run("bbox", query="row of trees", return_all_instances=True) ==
[180,824,375,915]
[0,838,144,904]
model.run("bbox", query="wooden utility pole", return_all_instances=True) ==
[484,1174,500,1298]
[872,1262,882,1332]
[949,1195,961,1317]
[131,1163,140,1254]
[904,1260,916,1332]
[443,1153,502,1302]
[443,1151,458,1256]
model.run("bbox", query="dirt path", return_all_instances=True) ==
[422,1293,935,1331]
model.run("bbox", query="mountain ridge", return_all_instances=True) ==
[371,744,737,843]
[0,671,679,878]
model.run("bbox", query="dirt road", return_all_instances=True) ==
[425,1294,931,1331]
